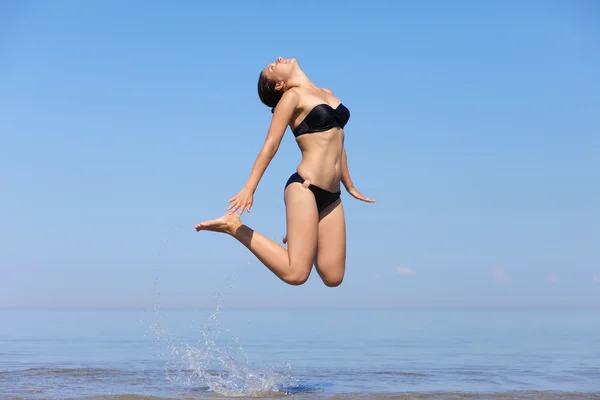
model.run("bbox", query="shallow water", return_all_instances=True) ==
[1,307,599,399]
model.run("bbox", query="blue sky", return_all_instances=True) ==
[1,0,598,309]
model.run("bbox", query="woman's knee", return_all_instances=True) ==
[316,261,345,287]
[322,274,344,287]
[282,266,311,286]
[279,257,313,285]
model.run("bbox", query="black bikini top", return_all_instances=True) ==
[292,103,350,137]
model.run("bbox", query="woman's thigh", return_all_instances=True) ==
[314,199,346,287]
[284,182,320,276]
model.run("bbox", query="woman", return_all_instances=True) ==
[195,57,375,287]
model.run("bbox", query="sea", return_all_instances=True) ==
[1,306,599,399]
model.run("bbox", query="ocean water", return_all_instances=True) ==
[0,307,599,399]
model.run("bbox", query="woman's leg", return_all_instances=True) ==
[314,199,347,287]
[195,182,319,285]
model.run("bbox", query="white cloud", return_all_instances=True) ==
[490,266,509,283]
[396,266,415,276]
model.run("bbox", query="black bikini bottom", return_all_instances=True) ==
[284,172,341,213]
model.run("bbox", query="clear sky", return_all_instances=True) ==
[1,0,598,309]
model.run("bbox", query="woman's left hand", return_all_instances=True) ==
[347,187,376,203]
[227,186,255,215]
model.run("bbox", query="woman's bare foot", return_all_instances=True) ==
[195,212,242,235]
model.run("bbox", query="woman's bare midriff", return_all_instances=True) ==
[295,127,345,193]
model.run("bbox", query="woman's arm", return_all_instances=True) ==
[244,90,299,191]
[227,90,300,215]
[340,146,355,192]
[341,145,376,203]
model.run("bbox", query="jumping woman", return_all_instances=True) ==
[195,57,375,287]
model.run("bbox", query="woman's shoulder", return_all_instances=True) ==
[272,89,301,116]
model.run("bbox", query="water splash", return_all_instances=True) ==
[150,297,298,397]
[145,225,299,397]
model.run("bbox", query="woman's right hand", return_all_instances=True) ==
[227,186,255,215]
